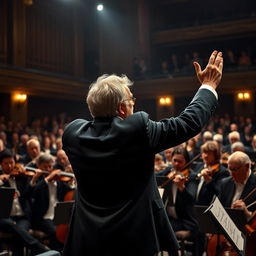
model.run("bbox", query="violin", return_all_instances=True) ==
[11,163,75,182]
[160,153,202,188]
[196,162,220,179]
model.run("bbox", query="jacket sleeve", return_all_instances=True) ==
[146,88,217,153]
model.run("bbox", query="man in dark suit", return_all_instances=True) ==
[218,151,256,255]
[62,50,223,256]
[30,153,72,251]
[219,151,256,216]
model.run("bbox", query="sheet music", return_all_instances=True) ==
[205,196,245,253]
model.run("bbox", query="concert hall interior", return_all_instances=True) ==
[0,0,256,255]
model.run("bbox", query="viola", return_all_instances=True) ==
[220,152,230,166]
[11,163,75,182]
[159,153,201,188]
[196,162,220,179]
[180,168,189,178]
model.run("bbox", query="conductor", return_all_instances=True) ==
[62,50,223,256]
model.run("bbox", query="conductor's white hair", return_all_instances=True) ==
[87,74,133,117]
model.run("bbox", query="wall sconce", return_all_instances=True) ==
[159,97,172,106]
[23,0,33,6]
[237,92,251,101]
[14,94,27,103]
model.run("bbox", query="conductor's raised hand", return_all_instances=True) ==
[193,50,223,90]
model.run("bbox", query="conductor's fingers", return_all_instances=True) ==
[219,59,224,73]
[193,61,201,75]
[214,52,223,68]
[208,50,218,65]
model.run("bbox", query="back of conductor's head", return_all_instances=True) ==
[86,74,133,118]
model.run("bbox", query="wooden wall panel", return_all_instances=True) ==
[0,0,8,64]
[152,18,256,46]
[25,2,74,75]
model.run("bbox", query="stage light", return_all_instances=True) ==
[97,4,104,11]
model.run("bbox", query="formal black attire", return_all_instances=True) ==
[0,174,47,255]
[186,163,230,255]
[62,88,218,256]
[166,169,198,233]
[218,172,256,211]
[187,163,230,206]
[31,179,71,250]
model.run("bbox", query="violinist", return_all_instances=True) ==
[164,147,198,246]
[30,153,73,252]
[0,149,49,255]
[54,149,76,188]
[187,141,230,256]
[188,140,230,206]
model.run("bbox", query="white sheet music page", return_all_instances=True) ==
[207,196,244,252]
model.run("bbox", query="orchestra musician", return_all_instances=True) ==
[213,151,256,255]
[164,147,198,246]
[188,140,230,206]
[54,149,76,189]
[0,149,49,255]
[30,153,73,252]
[186,140,230,255]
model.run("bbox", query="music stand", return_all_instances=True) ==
[53,201,74,225]
[0,187,15,218]
[156,176,173,208]
[195,198,246,256]
[195,205,248,233]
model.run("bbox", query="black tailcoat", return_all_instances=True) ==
[62,88,217,256]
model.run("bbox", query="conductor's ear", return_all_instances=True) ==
[117,102,127,119]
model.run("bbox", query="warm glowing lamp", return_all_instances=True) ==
[15,94,27,103]
[237,92,251,101]
[159,97,172,106]
[238,93,244,100]
[244,92,250,100]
